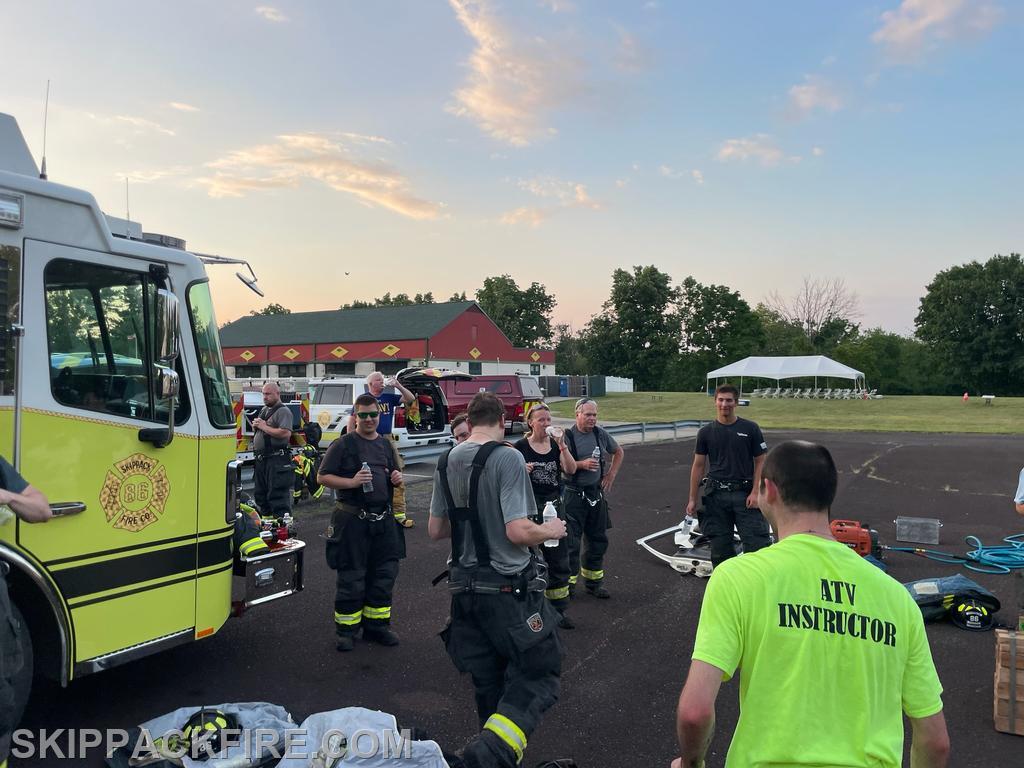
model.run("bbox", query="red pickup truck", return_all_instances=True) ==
[396,369,544,433]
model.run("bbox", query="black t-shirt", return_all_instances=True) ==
[319,433,394,506]
[694,417,767,481]
[514,437,561,501]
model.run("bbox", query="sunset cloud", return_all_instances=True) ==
[788,75,843,119]
[196,133,441,219]
[447,0,582,146]
[716,135,788,167]
[255,6,288,22]
[168,102,200,113]
[872,0,1002,59]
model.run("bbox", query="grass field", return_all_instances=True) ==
[547,391,1021,434]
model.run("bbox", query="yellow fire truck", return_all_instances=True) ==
[0,113,303,710]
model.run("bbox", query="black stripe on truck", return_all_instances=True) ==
[51,534,233,601]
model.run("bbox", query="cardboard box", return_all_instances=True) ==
[994,630,1023,736]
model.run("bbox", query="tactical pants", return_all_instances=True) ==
[0,578,26,764]
[699,488,771,567]
[442,588,562,768]
[532,496,571,612]
[564,488,609,586]
[325,507,404,636]
[254,452,293,518]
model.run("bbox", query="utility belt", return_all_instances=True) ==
[446,559,548,599]
[255,448,290,460]
[335,501,392,522]
[565,484,603,507]
[701,477,752,493]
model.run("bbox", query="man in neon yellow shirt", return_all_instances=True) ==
[671,441,950,768]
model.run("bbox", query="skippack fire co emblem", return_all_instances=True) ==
[99,453,170,532]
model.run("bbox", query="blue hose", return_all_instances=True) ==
[887,534,1024,575]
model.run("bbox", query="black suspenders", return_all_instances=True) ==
[437,442,504,569]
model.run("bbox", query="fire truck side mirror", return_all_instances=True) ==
[157,366,180,400]
[154,287,180,365]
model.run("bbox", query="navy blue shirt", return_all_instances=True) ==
[694,418,767,481]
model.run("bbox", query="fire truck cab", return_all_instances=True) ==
[0,113,302,710]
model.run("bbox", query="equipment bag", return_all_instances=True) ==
[904,573,1000,622]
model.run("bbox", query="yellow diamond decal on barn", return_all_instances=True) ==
[469,347,481,359]
[331,346,348,358]
[531,352,540,362]
[283,348,300,360]
[240,350,255,362]
[381,344,400,357]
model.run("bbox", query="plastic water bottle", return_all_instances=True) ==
[545,425,563,439]
[591,445,601,470]
[360,461,373,493]
[542,501,559,548]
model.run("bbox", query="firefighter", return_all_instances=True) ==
[251,382,294,519]
[318,393,405,651]
[292,444,324,504]
[562,398,624,599]
[0,455,52,767]
[429,393,567,768]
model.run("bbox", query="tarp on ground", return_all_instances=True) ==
[706,355,864,383]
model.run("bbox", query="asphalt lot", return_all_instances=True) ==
[19,430,1024,767]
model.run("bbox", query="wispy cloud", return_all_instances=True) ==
[116,167,190,184]
[659,165,684,179]
[501,176,599,226]
[614,29,652,73]
[255,6,289,22]
[872,0,1003,60]
[691,169,704,185]
[716,134,789,167]
[812,146,825,157]
[538,0,574,11]
[447,0,582,146]
[87,113,176,137]
[788,75,843,119]
[169,102,200,113]
[195,133,441,219]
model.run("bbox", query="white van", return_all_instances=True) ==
[309,371,454,450]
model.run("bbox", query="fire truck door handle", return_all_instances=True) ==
[50,502,87,517]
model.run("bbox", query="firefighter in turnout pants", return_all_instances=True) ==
[251,383,295,519]
[563,398,624,599]
[429,393,568,768]
[318,393,405,651]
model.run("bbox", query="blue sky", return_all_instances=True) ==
[3,1,1021,335]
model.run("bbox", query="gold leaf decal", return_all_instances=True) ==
[99,453,171,533]
[531,352,540,362]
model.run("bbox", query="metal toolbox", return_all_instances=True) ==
[241,538,305,609]
[894,516,942,545]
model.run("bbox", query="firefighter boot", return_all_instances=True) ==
[363,625,400,646]
[336,630,357,652]
[585,581,610,599]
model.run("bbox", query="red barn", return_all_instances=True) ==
[218,301,555,379]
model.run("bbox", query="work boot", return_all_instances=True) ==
[567,583,577,599]
[363,626,400,646]
[557,612,575,630]
[335,634,355,652]
[586,582,610,599]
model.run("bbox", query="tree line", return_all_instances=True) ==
[250,253,1024,396]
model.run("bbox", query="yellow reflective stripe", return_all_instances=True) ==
[545,586,569,600]
[568,574,578,584]
[483,714,527,763]
[312,486,324,498]
[581,568,604,581]
[335,610,362,626]
[239,537,269,557]
[393,510,408,521]
[362,605,391,619]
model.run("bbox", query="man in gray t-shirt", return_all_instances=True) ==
[251,382,295,518]
[563,397,625,600]
[428,393,567,768]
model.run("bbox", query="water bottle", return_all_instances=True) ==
[360,461,373,493]
[590,445,601,470]
[542,500,559,548]
[545,425,563,439]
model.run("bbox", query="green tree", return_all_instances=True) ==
[475,275,556,347]
[250,302,291,316]
[667,278,764,390]
[553,323,586,374]
[765,277,861,352]
[754,305,813,356]
[834,330,953,395]
[915,253,1024,394]
[581,266,680,390]
[449,291,468,302]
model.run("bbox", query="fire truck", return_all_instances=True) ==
[0,113,304,711]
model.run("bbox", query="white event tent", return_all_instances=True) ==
[706,355,865,394]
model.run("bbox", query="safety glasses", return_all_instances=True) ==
[355,412,379,420]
